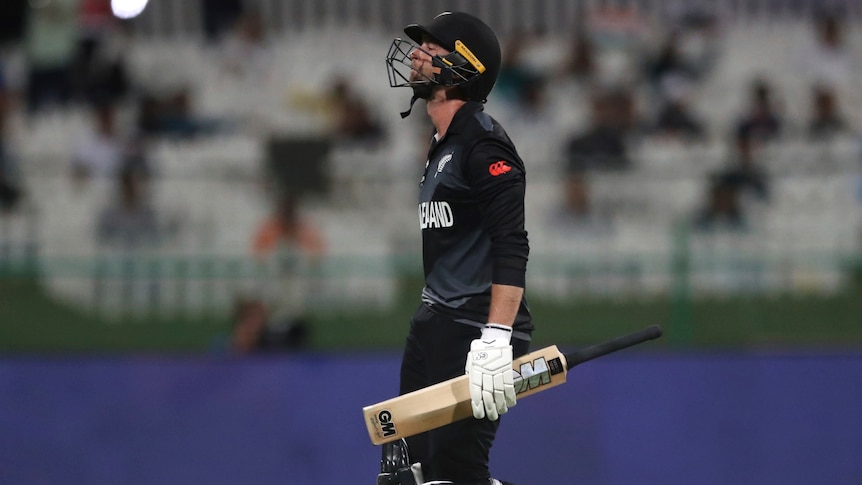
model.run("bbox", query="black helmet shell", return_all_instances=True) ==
[403,11,501,103]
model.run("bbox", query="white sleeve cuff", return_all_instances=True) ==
[481,323,513,344]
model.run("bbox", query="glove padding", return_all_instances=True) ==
[466,323,516,421]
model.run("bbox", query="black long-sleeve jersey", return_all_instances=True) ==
[417,101,533,335]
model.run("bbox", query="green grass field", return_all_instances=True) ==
[2,276,861,353]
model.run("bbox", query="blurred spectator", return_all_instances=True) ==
[78,0,113,28]
[229,296,269,354]
[202,0,245,43]
[289,74,386,146]
[798,11,851,89]
[652,91,706,142]
[561,27,596,83]
[327,77,386,147]
[588,5,650,49]
[564,87,636,172]
[644,30,698,96]
[137,87,225,139]
[0,0,27,45]
[692,173,748,233]
[72,102,122,183]
[718,128,770,204]
[73,0,131,107]
[227,295,310,355]
[495,32,546,111]
[96,165,172,249]
[516,77,548,120]
[219,9,273,82]
[0,145,21,213]
[807,84,850,141]
[654,78,706,142]
[734,78,782,145]
[0,64,23,212]
[672,6,722,79]
[72,101,148,187]
[252,192,325,330]
[253,192,325,262]
[23,0,80,113]
[550,172,614,236]
[585,5,650,85]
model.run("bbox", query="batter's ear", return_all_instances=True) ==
[442,85,469,102]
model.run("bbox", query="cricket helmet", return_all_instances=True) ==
[386,11,502,106]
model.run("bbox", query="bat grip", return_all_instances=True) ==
[564,324,663,370]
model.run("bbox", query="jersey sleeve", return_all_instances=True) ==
[465,139,529,288]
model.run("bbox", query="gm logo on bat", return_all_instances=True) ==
[377,410,397,437]
[513,356,554,394]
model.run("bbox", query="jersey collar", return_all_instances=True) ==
[442,101,484,138]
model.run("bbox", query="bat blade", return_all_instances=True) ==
[363,345,568,445]
[362,325,663,445]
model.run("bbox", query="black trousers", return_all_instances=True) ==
[399,304,530,484]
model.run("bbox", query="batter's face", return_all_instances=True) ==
[409,37,449,83]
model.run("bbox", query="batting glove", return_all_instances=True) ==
[466,323,516,421]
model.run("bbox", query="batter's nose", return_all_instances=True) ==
[410,46,426,61]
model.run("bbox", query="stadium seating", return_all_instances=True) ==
[5,15,861,314]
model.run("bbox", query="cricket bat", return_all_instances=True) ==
[363,324,663,445]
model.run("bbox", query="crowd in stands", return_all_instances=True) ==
[488,5,859,241]
[0,1,860,345]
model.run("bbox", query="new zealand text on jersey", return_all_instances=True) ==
[419,201,454,229]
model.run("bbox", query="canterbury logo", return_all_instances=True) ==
[489,161,512,176]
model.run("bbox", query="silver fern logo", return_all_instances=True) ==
[436,154,453,177]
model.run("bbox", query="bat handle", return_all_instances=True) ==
[565,324,663,370]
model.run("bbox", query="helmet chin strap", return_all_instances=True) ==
[399,93,420,119]
[400,84,434,119]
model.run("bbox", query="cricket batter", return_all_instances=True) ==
[380,11,532,485]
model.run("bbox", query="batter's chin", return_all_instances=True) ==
[411,84,434,100]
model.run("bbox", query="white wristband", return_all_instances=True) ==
[481,323,513,345]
